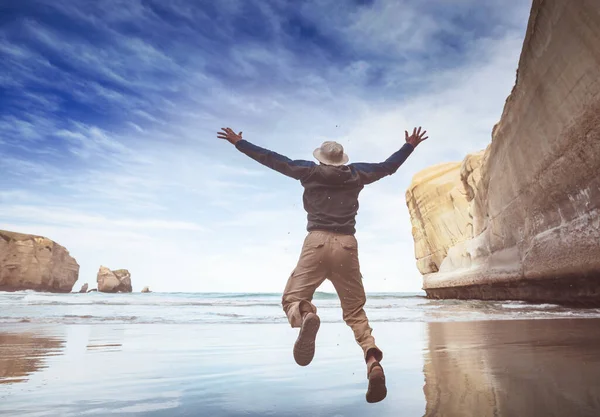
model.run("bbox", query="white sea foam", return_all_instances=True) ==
[2,291,599,325]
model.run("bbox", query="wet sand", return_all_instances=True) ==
[1,319,600,416]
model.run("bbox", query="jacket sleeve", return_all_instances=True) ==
[349,143,414,185]
[235,140,315,180]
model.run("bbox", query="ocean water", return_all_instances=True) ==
[3,291,600,416]
[2,291,600,325]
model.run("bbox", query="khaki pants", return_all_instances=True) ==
[282,230,383,362]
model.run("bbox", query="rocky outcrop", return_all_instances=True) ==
[0,230,79,293]
[97,266,132,293]
[407,0,600,305]
[78,283,88,293]
[141,286,151,293]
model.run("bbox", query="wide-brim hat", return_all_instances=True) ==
[313,141,349,166]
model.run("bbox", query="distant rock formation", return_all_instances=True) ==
[0,230,79,293]
[78,283,88,293]
[87,288,97,293]
[141,286,151,293]
[406,0,600,305]
[97,266,132,293]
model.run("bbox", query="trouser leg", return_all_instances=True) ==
[282,232,328,328]
[329,234,383,362]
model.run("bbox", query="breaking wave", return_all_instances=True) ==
[1,290,599,325]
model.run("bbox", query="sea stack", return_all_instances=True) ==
[141,286,151,293]
[0,230,80,293]
[97,266,132,293]
[78,283,89,293]
[406,0,600,305]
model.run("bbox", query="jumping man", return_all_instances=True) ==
[217,126,428,403]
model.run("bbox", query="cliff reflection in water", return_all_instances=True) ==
[423,319,600,417]
[0,331,64,385]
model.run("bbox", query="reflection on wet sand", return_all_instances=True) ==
[0,332,64,384]
[423,319,600,417]
[3,320,600,416]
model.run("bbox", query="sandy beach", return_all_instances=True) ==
[2,318,600,416]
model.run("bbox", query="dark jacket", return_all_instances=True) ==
[235,140,414,235]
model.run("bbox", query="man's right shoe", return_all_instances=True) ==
[293,312,320,366]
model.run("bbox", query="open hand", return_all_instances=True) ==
[217,127,243,145]
[405,127,428,147]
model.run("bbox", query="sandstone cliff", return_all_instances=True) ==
[0,230,79,293]
[407,0,600,304]
[406,152,484,275]
[97,266,132,293]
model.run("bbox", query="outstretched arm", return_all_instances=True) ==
[350,126,428,185]
[217,127,315,180]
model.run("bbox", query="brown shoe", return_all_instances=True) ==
[293,312,320,366]
[366,361,387,403]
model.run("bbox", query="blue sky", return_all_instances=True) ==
[0,0,531,292]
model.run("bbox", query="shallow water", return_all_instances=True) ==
[2,292,600,416]
[1,322,427,416]
[2,320,600,416]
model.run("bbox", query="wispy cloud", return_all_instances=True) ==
[0,0,530,291]
[0,205,206,231]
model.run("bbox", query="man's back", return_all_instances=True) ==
[300,164,363,235]
[234,139,415,235]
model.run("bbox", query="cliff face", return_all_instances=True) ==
[0,230,80,293]
[407,0,600,304]
[406,152,484,275]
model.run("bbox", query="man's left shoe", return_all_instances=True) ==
[366,361,387,403]
[293,312,320,366]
